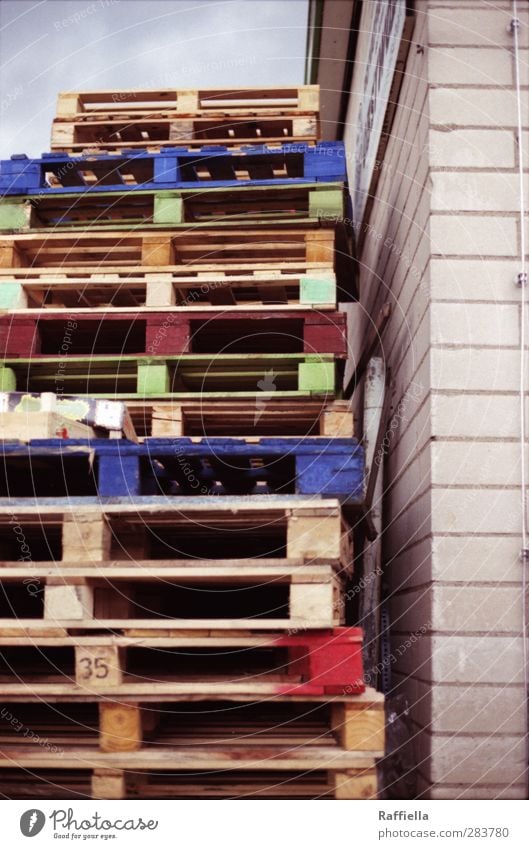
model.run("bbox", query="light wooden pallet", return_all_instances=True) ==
[0,225,356,301]
[0,226,341,269]
[0,558,344,631]
[0,497,352,640]
[0,767,378,800]
[0,690,383,799]
[0,269,338,310]
[130,398,353,437]
[0,498,352,566]
[51,86,320,153]
[54,86,319,119]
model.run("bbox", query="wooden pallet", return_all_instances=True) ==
[0,352,338,398]
[51,86,320,153]
[0,435,364,500]
[0,224,356,301]
[0,183,345,232]
[130,398,353,438]
[0,558,343,631]
[0,269,338,310]
[54,86,319,119]
[0,498,352,569]
[0,309,348,358]
[0,690,383,799]
[0,766,377,800]
[0,226,342,269]
[0,627,363,697]
[0,143,345,194]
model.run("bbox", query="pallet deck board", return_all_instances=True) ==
[0,745,377,772]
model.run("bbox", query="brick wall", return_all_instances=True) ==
[344,0,528,798]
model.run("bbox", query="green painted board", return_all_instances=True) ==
[0,281,27,308]
[0,201,29,231]
[308,187,344,221]
[153,195,184,226]
[299,275,337,306]
[137,362,171,395]
[298,361,336,393]
[0,366,17,391]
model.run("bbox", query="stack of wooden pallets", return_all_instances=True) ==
[0,86,384,800]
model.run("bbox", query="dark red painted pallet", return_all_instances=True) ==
[0,309,347,358]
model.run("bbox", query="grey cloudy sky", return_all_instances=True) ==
[0,0,308,158]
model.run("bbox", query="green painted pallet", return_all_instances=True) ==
[0,353,337,397]
[0,183,345,232]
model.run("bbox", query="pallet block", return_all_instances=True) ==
[99,703,143,753]
[91,769,126,800]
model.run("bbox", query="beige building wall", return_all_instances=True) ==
[345,0,528,798]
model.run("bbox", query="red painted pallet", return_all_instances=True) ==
[0,628,364,697]
[0,309,347,358]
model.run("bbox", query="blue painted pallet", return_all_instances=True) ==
[0,437,364,502]
[0,143,346,196]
